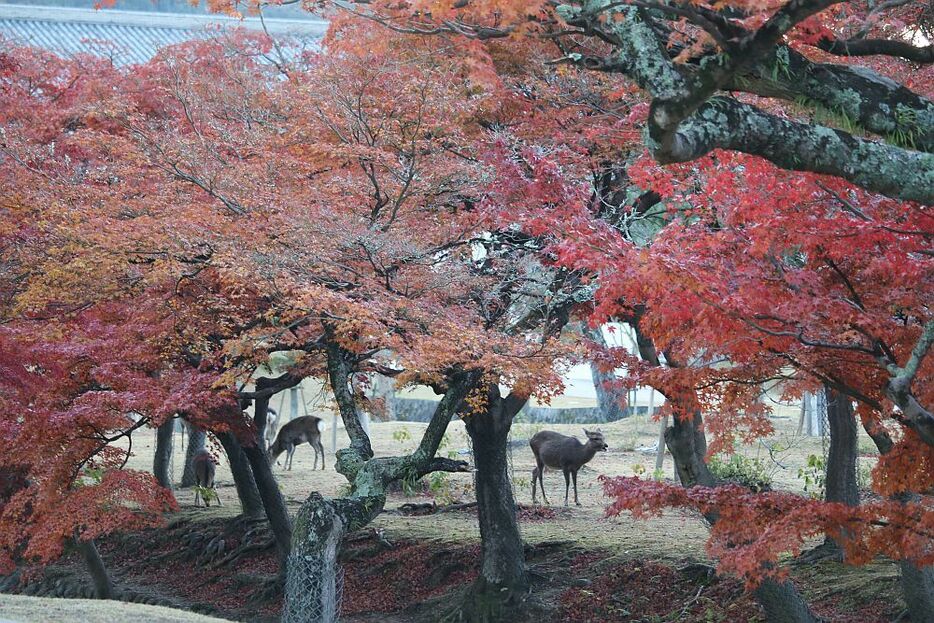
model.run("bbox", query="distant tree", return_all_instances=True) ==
[584,325,628,421]
[180,423,207,488]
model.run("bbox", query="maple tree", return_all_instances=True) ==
[475,56,930,622]
[0,30,290,572]
[273,2,933,617]
[1,18,579,617]
[576,154,933,619]
[271,0,932,437]
[301,0,934,201]
[260,24,582,619]
[3,0,932,619]
[477,79,929,617]
[0,48,186,578]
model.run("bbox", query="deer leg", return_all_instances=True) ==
[194,488,202,508]
[214,483,223,507]
[572,471,581,506]
[563,470,571,507]
[286,445,295,471]
[541,467,550,505]
[316,440,326,470]
[536,460,549,505]
[531,467,539,504]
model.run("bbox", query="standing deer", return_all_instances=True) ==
[268,415,326,471]
[264,408,279,452]
[530,429,608,506]
[192,449,222,508]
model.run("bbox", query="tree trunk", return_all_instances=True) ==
[243,443,293,563]
[803,391,827,437]
[823,386,859,551]
[244,392,293,564]
[153,418,175,490]
[590,363,627,421]
[283,493,383,623]
[664,411,817,621]
[462,387,530,621]
[281,364,477,623]
[585,325,628,421]
[753,579,818,623]
[861,421,934,619]
[76,537,114,599]
[216,431,264,517]
[180,424,206,488]
[664,410,716,488]
[654,414,668,474]
[824,387,858,506]
[282,334,481,621]
[372,373,396,421]
[899,560,934,622]
[663,409,817,622]
[629,304,818,622]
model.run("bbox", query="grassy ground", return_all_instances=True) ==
[124,412,874,558]
[6,414,903,622]
[0,593,230,623]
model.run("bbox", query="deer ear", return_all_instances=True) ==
[583,428,591,437]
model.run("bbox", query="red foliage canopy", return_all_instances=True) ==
[0,23,573,571]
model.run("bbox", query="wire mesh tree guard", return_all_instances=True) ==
[282,549,345,623]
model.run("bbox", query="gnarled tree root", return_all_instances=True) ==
[445,576,531,623]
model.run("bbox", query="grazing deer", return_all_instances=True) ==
[264,408,279,452]
[530,429,608,506]
[192,449,222,508]
[268,415,326,471]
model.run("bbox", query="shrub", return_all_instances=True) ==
[797,454,825,499]
[708,454,772,492]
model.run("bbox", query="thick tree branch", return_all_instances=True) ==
[890,319,934,383]
[337,369,480,497]
[732,46,934,153]
[818,37,934,64]
[422,457,472,474]
[238,371,305,400]
[502,390,529,419]
[882,319,934,444]
[323,325,374,462]
[649,96,934,204]
[739,0,844,59]
[557,1,934,201]
[561,3,688,100]
[411,369,481,465]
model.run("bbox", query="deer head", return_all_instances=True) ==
[583,429,608,452]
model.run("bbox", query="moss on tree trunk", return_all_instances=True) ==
[280,339,477,622]
[284,492,383,623]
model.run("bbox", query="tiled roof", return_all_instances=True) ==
[0,4,326,65]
